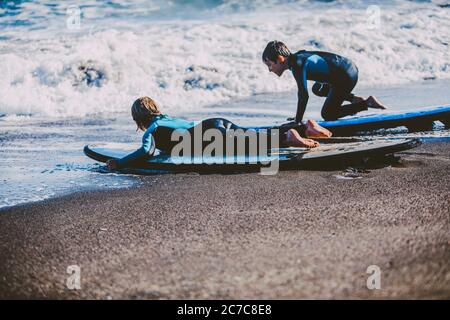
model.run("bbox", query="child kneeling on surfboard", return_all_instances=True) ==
[262,40,386,123]
[107,97,332,170]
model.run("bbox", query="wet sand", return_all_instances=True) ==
[0,141,449,299]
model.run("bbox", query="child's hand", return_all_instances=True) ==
[106,159,118,170]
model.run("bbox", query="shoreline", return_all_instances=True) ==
[1,141,449,299]
[2,78,450,210]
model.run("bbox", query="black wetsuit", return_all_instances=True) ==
[153,118,306,155]
[288,50,367,121]
[117,116,306,167]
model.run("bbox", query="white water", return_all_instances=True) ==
[1,0,449,118]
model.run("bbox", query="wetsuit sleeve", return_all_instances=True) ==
[292,63,309,123]
[116,128,156,168]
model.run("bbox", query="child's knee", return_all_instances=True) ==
[312,82,330,97]
[321,109,338,121]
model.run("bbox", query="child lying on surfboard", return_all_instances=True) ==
[106,96,332,170]
[262,40,386,123]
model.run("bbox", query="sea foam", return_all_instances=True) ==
[0,0,449,118]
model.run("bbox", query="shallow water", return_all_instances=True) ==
[0,116,145,208]
[1,80,450,209]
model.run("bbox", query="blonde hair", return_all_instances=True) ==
[131,96,161,131]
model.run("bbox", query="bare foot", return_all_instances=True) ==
[366,96,387,110]
[305,119,332,138]
[286,129,320,148]
[351,96,365,104]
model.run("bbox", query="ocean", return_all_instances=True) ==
[1,0,449,208]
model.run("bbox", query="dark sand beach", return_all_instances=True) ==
[0,141,449,299]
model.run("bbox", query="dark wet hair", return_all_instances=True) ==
[131,96,161,131]
[262,40,291,62]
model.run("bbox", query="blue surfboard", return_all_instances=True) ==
[84,138,419,173]
[250,105,450,136]
[315,105,450,135]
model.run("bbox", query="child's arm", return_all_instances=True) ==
[107,131,155,169]
[292,63,309,123]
